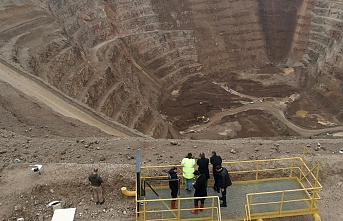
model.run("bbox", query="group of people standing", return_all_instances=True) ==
[168,151,232,214]
[88,151,231,214]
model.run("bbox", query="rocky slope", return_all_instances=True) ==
[0,0,342,139]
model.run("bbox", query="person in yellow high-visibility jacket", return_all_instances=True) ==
[181,153,196,192]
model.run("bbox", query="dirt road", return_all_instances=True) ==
[188,88,343,137]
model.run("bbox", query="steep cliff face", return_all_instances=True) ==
[304,0,343,121]
[1,0,175,138]
[0,0,342,138]
[258,0,305,62]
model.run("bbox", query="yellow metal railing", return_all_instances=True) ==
[138,147,322,221]
[138,165,221,220]
[141,164,185,188]
[243,147,322,221]
[136,196,222,221]
[244,187,320,220]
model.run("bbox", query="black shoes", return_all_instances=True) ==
[96,199,105,205]
[220,204,227,207]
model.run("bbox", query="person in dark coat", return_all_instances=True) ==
[191,170,208,214]
[210,151,222,193]
[216,165,232,207]
[197,152,210,181]
[168,166,179,209]
[88,168,105,205]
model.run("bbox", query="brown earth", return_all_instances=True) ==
[1,0,343,221]
[1,0,343,140]
[0,73,343,221]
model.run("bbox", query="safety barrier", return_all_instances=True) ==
[239,147,322,221]
[137,165,221,221]
[136,147,321,221]
[136,196,221,221]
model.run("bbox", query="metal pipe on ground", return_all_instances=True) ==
[121,187,136,197]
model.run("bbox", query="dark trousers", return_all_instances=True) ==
[213,172,220,191]
[194,198,205,206]
[171,188,178,198]
[221,187,227,206]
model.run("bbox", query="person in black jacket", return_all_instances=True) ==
[168,167,179,209]
[215,165,232,207]
[210,151,222,193]
[191,170,207,214]
[88,168,105,205]
[197,152,210,181]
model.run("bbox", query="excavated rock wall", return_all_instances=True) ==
[54,1,178,137]
[304,0,343,121]
[0,0,342,137]
[258,0,305,61]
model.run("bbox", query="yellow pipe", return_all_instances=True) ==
[313,213,321,221]
[256,219,263,221]
[121,187,136,197]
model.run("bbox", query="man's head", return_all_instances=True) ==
[187,153,192,158]
[172,166,177,172]
[215,165,222,172]
[212,151,217,156]
[193,170,200,177]
[93,168,98,173]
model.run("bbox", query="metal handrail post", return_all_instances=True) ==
[255,162,259,180]
[177,197,181,220]
[290,158,295,177]
[279,191,285,215]
[211,198,214,220]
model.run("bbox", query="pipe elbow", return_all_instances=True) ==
[313,213,321,221]
[121,187,136,197]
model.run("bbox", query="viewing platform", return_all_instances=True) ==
[134,147,322,221]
